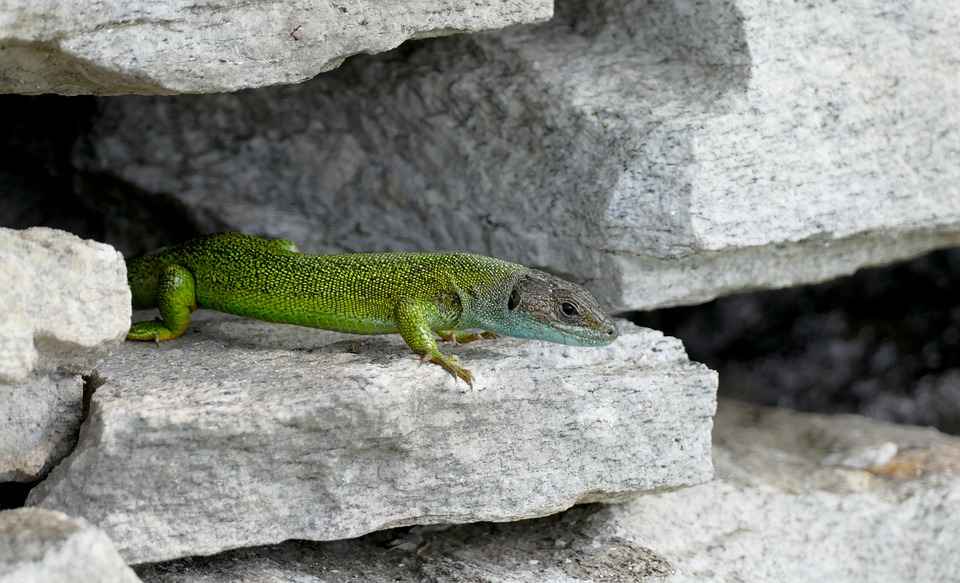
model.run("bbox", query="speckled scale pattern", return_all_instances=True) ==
[126,233,617,385]
[127,233,519,335]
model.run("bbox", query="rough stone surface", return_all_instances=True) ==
[606,401,960,582]
[0,1,552,95]
[28,313,716,564]
[74,0,960,311]
[0,227,130,383]
[0,508,141,583]
[0,227,128,482]
[135,400,960,582]
[0,374,83,482]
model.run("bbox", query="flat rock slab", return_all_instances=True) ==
[0,508,141,583]
[135,401,960,583]
[75,0,960,310]
[0,1,552,94]
[29,314,716,564]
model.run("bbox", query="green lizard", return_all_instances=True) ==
[126,233,618,385]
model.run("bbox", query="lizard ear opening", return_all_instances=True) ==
[508,287,521,311]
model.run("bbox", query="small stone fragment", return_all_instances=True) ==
[0,508,141,583]
[822,442,899,470]
[0,374,83,482]
[0,227,130,383]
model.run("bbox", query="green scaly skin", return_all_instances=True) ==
[126,233,618,386]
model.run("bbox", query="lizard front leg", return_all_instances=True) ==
[395,299,474,387]
[127,264,198,342]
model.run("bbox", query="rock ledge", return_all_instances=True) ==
[30,314,716,564]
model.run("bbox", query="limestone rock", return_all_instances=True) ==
[603,401,960,582]
[73,0,960,310]
[0,1,552,95]
[0,508,141,583]
[28,314,717,564]
[135,401,960,583]
[0,374,83,482]
[0,227,127,482]
[0,227,130,383]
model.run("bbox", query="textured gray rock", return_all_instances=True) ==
[0,375,83,482]
[605,401,960,583]
[0,227,127,482]
[0,508,141,583]
[0,1,552,95]
[74,0,960,310]
[0,227,130,383]
[28,313,716,564]
[135,401,960,583]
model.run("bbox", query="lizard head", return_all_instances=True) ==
[493,269,618,346]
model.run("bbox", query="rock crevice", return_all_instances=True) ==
[0,1,554,94]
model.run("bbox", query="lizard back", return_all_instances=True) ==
[126,233,520,334]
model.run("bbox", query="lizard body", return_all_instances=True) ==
[126,233,617,385]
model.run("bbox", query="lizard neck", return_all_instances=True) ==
[449,259,523,332]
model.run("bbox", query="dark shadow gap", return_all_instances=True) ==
[0,481,39,510]
[629,246,960,434]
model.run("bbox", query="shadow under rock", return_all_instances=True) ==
[629,247,960,434]
[0,93,208,255]
[0,481,38,510]
[136,504,670,583]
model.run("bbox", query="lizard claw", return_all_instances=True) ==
[418,351,474,387]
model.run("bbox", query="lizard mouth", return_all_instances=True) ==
[548,319,619,346]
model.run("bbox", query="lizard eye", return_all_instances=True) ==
[508,288,521,311]
[560,301,580,317]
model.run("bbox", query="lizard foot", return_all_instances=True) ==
[419,351,474,387]
[127,320,182,342]
[437,331,498,345]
